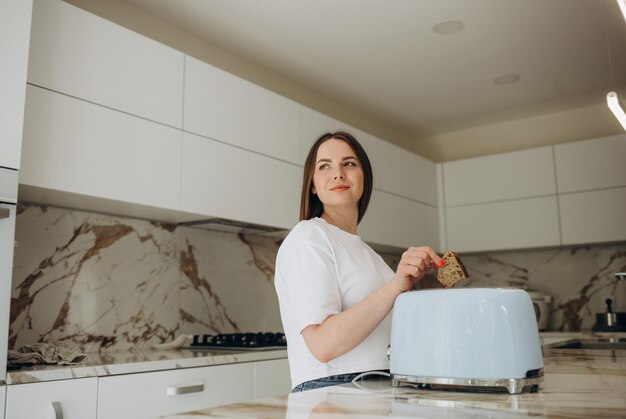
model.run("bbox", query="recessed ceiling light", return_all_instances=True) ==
[493,74,521,85]
[432,20,465,35]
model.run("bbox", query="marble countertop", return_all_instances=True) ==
[159,338,626,418]
[6,347,287,384]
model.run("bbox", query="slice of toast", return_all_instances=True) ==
[437,251,469,288]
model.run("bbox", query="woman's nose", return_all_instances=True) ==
[333,169,345,180]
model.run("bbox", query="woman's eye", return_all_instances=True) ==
[318,164,329,170]
[344,161,357,167]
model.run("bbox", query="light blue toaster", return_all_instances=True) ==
[390,288,543,394]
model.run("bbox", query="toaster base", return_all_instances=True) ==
[391,373,543,394]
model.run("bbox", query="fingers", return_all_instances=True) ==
[403,246,444,269]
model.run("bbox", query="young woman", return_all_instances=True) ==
[274,131,444,392]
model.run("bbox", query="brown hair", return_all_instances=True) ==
[300,131,373,223]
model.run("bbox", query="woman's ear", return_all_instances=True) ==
[311,186,317,194]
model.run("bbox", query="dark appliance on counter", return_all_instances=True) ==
[185,332,287,350]
[593,298,626,332]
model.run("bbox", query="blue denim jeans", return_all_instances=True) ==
[292,372,361,392]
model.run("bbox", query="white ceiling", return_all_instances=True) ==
[118,0,625,157]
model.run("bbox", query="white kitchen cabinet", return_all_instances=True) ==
[0,385,5,419]
[0,0,32,169]
[359,189,439,250]
[253,358,291,399]
[559,187,626,245]
[181,132,301,230]
[184,55,300,164]
[301,107,437,205]
[0,198,17,382]
[443,146,556,207]
[446,196,561,252]
[554,133,626,193]
[20,85,182,211]
[97,363,254,419]
[28,0,184,128]
[1,168,18,383]
[6,377,98,419]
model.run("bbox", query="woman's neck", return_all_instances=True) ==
[321,208,358,235]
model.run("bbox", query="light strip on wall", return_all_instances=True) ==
[618,0,626,21]
[607,92,626,131]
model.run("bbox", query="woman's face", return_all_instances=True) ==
[312,139,364,212]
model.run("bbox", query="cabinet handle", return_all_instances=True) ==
[51,401,64,419]
[166,383,204,396]
[0,207,9,220]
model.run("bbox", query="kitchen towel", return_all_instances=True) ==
[8,343,87,367]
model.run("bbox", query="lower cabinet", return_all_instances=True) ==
[0,385,5,419]
[97,363,254,419]
[5,377,97,419]
[253,358,291,399]
[2,359,289,419]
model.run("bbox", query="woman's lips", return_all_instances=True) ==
[331,186,350,192]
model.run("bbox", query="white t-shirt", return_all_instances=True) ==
[274,217,394,389]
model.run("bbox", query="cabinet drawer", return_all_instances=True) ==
[443,146,556,206]
[97,363,254,419]
[446,196,561,252]
[6,378,97,419]
[559,187,626,245]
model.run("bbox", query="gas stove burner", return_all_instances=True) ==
[188,332,287,350]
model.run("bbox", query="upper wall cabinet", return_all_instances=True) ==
[555,133,626,246]
[181,132,301,230]
[443,146,556,207]
[554,133,626,193]
[28,0,184,128]
[559,187,626,245]
[359,189,439,250]
[446,196,561,252]
[301,107,437,205]
[20,85,182,211]
[184,56,300,164]
[0,0,32,169]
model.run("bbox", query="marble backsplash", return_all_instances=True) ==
[9,203,626,352]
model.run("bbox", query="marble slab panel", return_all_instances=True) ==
[10,204,181,352]
[178,227,284,335]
